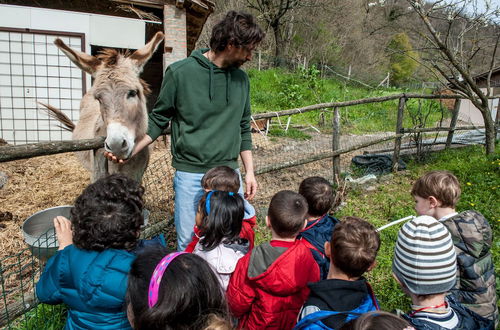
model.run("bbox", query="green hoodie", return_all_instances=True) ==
[147,48,252,173]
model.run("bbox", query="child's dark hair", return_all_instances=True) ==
[201,166,240,192]
[268,190,308,238]
[71,174,144,251]
[331,216,380,278]
[299,176,335,217]
[340,311,413,330]
[127,245,229,330]
[197,190,245,250]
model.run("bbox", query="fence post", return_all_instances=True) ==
[392,96,406,173]
[332,107,341,182]
[445,98,461,149]
[93,148,108,182]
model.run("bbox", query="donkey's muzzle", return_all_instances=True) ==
[105,122,135,159]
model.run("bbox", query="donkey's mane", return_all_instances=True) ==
[96,48,132,66]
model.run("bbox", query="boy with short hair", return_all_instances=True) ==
[227,190,320,330]
[298,176,340,279]
[185,165,257,252]
[392,215,493,329]
[412,170,498,326]
[296,217,380,329]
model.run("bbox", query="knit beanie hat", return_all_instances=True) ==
[392,215,457,295]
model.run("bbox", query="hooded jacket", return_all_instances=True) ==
[36,245,135,330]
[402,295,494,330]
[440,210,498,325]
[193,239,249,290]
[227,239,320,330]
[298,214,340,280]
[147,48,252,173]
[297,277,378,329]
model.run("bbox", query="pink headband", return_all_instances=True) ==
[148,252,186,308]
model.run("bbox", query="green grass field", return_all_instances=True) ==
[248,68,449,135]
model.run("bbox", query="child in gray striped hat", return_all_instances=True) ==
[392,215,493,330]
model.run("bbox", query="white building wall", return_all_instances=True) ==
[0,4,146,144]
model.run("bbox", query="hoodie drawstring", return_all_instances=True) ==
[209,64,214,102]
[226,71,231,105]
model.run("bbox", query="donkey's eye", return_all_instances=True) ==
[127,90,138,98]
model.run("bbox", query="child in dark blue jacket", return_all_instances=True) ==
[297,177,340,279]
[36,174,146,330]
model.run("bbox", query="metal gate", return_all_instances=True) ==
[0,28,85,145]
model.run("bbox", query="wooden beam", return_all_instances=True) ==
[0,137,104,163]
[110,0,168,9]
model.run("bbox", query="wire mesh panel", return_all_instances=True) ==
[0,29,84,145]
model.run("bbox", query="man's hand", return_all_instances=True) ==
[103,151,127,164]
[104,134,154,164]
[54,216,73,250]
[244,171,257,200]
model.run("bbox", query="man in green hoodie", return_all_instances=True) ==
[105,11,264,251]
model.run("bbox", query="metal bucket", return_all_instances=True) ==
[22,205,73,260]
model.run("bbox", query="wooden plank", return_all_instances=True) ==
[0,137,105,163]
[92,149,108,182]
[392,97,406,173]
[332,107,341,182]
[110,0,169,9]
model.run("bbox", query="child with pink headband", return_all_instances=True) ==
[126,245,232,329]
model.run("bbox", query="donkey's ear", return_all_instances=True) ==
[54,38,101,76]
[130,31,164,72]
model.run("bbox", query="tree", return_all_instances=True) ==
[405,0,499,155]
[245,0,314,65]
[387,32,419,85]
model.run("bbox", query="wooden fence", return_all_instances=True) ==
[0,92,498,327]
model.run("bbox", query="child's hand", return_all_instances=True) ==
[54,216,73,250]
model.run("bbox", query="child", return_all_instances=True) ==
[227,190,320,330]
[340,311,414,330]
[412,170,498,325]
[296,217,381,329]
[185,166,257,252]
[297,176,340,279]
[192,190,249,290]
[36,174,145,329]
[127,245,232,329]
[392,215,493,329]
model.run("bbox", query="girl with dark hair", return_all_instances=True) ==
[127,246,232,330]
[192,190,249,290]
[36,174,145,329]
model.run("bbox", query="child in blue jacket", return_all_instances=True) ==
[297,177,340,279]
[36,174,145,330]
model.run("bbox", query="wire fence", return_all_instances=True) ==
[0,93,497,328]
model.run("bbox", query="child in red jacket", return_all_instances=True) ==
[227,190,320,330]
[185,166,256,252]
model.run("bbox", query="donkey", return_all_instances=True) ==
[42,32,164,182]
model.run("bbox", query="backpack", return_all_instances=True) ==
[294,285,379,330]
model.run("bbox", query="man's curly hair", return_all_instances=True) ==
[71,174,144,251]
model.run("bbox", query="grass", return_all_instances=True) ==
[248,68,449,135]
[333,144,500,312]
[252,144,500,313]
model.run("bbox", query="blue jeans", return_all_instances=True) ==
[173,169,255,251]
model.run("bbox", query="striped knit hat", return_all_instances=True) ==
[392,215,457,295]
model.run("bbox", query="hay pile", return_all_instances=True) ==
[0,153,89,260]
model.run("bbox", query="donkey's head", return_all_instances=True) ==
[54,32,164,159]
